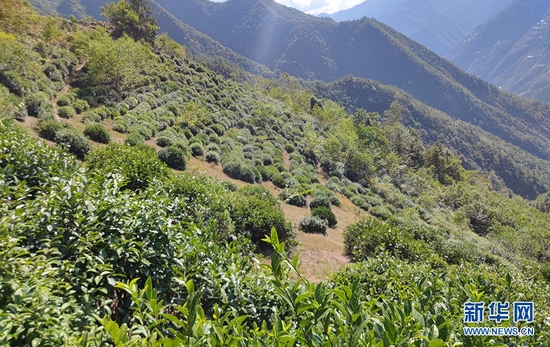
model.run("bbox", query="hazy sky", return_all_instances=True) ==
[208,0,366,15]
[275,0,365,15]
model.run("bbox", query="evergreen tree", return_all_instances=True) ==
[101,0,158,45]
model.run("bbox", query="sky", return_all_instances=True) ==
[274,0,365,15]
[208,0,366,15]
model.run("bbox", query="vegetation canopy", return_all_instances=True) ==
[101,0,158,45]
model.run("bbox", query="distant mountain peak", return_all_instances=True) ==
[324,0,514,57]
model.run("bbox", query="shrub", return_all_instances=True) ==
[285,144,295,153]
[310,196,332,209]
[223,159,258,183]
[311,206,337,228]
[84,123,111,144]
[58,106,76,119]
[313,189,342,207]
[158,146,187,170]
[15,107,28,122]
[206,143,221,153]
[172,140,188,153]
[57,95,71,106]
[364,194,383,207]
[343,218,424,262]
[54,129,91,160]
[113,120,128,133]
[232,186,293,248]
[0,71,27,96]
[125,131,145,146]
[211,123,225,136]
[132,124,153,140]
[208,134,220,144]
[278,188,307,207]
[205,151,221,164]
[38,118,62,141]
[272,172,288,188]
[299,216,328,235]
[221,180,238,192]
[351,195,369,211]
[26,93,49,117]
[190,143,204,157]
[87,143,169,190]
[369,205,392,220]
[82,111,102,123]
[256,165,279,181]
[156,136,174,147]
[72,99,90,113]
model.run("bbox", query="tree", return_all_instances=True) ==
[84,28,155,92]
[101,0,158,45]
[425,143,462,184]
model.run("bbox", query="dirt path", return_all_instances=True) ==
[261,181,366,282]
[181,161,365,282]
[52,84,70,120]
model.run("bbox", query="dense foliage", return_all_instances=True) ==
[101,0,158,45]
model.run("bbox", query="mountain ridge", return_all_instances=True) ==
[451,0,550,102]
[322,0,514,58]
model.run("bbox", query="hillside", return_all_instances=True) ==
[323,0,513,58]
[27,0,550,199]
[311,75,550,198]
[3,1,550,345]
[451,0,550,103]
[148,0,550,192]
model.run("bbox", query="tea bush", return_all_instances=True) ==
[222,158,259,183]
[278,188,307,207]
[190,142,204,157]
[344,218,425,262]
[54,128,90,159]
[25,92,49,117]
[232,186,293,247]
[311,206,337,228]
[125,130,145,146]
[309,196,332,209]
[58,105,76,119]
[84,123,111,143]
[38,118,62,140]
[57,95,71,106]
[299,216,328,235]
[158,146,187,170]
[72,99,90,113]
[205,150,221,164]
[87,143,169,190]
[156,136,173,147]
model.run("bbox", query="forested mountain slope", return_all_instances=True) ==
[323,0,513,58]
[451,0,550,103]
[311,75,550,198]
[147,0,550,176]
[3,1,550,345]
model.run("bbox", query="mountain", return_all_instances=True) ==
[152,1,550,180]
[322,0,514,57]
[28,0,106,18]
[451,0,550,103]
